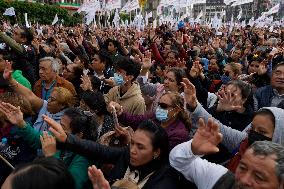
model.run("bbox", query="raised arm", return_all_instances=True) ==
[181,78,247,151]
[3,62,43,113]
[0,32,25,55]
[170,118,228,189]
[44,115,127,164]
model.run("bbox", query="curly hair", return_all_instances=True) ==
[52,87,76,108]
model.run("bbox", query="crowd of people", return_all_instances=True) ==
[0,19,284,189]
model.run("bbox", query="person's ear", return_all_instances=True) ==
[126,75,134,83]
[153,149,161,159]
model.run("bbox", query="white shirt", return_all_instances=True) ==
[169,140,229,189]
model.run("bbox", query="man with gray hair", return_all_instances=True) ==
[170,118,284,189]
[33,56,76,100]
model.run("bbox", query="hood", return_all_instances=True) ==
[244,107,284,145]
[119,82,142,100]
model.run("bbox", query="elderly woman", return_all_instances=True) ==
[3,62,75,132]
[109,91,191,150]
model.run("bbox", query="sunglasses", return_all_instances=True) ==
[158,102,172,109]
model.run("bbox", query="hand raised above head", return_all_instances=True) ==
[191,118,223,155]
[0,101,25,128]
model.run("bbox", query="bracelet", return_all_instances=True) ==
[9,81,19,88]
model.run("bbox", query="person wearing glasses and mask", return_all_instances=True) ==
[108,91,191,150]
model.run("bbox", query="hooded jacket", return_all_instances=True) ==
[104,82,146,115]
[190,103,284,152]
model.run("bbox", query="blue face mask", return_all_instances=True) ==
[155,107,169,122]
[221,74,231,84]
[114,73,125,86]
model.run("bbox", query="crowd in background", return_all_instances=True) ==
[0,19,284,189]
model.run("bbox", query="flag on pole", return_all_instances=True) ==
[24,13,30,28]
[237,7,242,20]
[196,10,203,20]
[52,14,59,25]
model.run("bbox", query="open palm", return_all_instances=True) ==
[0,102,25,127]
[191,118,223,155]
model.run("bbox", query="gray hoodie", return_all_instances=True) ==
[190,103,284,152]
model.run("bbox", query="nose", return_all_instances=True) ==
[130,145,137,156]
[239,173,253,187]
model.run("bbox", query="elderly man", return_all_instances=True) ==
[254,62,284,109]
[33,57,76,100]
[170,118,284,189]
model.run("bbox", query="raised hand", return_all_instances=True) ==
[107,101,123,116]
[181,78,197,110]
[216,89,243,112]
[191,118,223,155]
[114,124,132,145]
[43,115,67,143]
[3,61,12,81]
[0,102,25,127]
[80,75,93,91]
[88,165,111,189]
[257,62,268,75]
[142,51,153,70]
[40,131,57,157]
[189,61,201,78]
[176,31,184,45]
[76,35,84,46]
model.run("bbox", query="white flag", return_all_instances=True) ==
[237,8,242,20]
[196,10,203,20]
[3,7,15,16]
[24,13,30,28]
[52,14,59,25]
[248,17,254,26]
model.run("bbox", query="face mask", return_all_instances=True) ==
[221,72,231,84]
[248,130,272,145]
[155,107,169,122]
[114,73,125,86]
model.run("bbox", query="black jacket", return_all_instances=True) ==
[62,134,183,189]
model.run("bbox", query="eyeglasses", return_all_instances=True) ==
[158,102,172,109]
[47,96,57,102]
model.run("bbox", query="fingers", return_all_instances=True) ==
[182,78,195,90]
[43,115,66,142]
[198,118,206,130]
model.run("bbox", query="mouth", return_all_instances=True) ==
[275,80,284,84]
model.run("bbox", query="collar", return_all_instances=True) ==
[129,159,161,182]
[273,89,284,97]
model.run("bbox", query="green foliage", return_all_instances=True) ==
[0,0,82,26]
